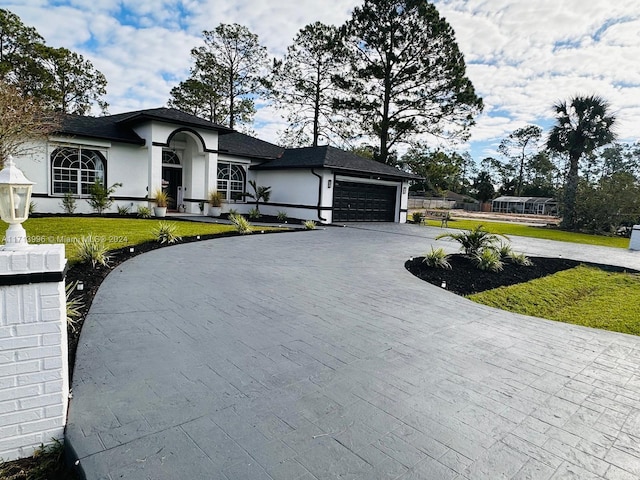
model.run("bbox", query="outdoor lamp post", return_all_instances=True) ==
[0,156,35,250]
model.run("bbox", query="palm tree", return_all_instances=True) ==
[245,180,271,213]
[547,95,616,230]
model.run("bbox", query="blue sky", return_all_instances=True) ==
[8,0,640,164]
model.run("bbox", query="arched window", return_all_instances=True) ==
[51,146,106,195]
[217,163,245,201]
[162,150,181,165]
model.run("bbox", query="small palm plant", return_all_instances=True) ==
[436,225,506,256]
[244,180,271,213]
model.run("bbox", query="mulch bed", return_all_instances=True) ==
[405,254,636,296]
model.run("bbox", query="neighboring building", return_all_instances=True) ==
[16,108,418,223]
[491,196,558,215]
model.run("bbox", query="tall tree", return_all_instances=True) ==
[497,125,543,196]
[175,24,268,129]
[547,95,616,230]
[0,9,108,115]
[0,9,44,87]
[401,147,467,193]
[471,170,495,202]
[270,22,349,147]
[168,77,227,123]
[38,46,108,115]
[338,0,483,165]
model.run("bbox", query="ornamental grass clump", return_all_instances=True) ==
[75,235,110,268]
[136,206,151,218]
[422,247,451,269]
[65,281,84,332]
[496,241,513,258]
[248,207,261,219]
[152,221,181,244]
[117,204,131,215]
[277,210,288,221]
[508,251,533,266]
[229,213,252,234]
[303,220,317,230]
[472,248,504,272]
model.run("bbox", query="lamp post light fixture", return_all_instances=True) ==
[0,156,35,250]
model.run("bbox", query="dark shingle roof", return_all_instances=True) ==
[57,114,145,145]
[252,145,420,180]
[109,107,234,133]
[55,108,233,145]
[218,132,284,159]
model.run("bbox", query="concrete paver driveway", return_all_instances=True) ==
[67,224,640,479]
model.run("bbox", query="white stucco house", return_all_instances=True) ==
[16,108,418,223]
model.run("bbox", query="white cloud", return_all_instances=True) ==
[5,0,640,158]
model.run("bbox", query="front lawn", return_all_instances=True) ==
[420,218,629,248]
[22,217,271,262]
[469,265,640,335]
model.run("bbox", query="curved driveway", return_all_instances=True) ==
[67,224,640,479]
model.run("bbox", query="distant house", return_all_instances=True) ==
[16,107,419,223]
[491,196,558,215]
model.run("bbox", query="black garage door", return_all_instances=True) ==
[333,181,397,222]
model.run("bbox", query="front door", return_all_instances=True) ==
[162,150,182,210]
[162,166,182,210]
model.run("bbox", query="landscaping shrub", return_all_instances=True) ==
[277,210,288,222]
[412,211,423,223]
[303,220,317,230]
[437,225,505,256]
[60,191,76,214]
[66,281,84,332]
[422,247,451,269]
[496,241,513,258]
[75,235,110,268]
[136,206,151,218]
[229,213,252,234]
[87,181,122,214]
[248,207,261,219]
[508,252,533,266]
[152,221,181,244]
[117,204,131,215]
[472,249,504,272]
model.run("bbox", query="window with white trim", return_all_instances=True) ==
[217,163,245,201]
[51,146,106,195]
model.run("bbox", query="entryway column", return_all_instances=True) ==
[204,151,218,198]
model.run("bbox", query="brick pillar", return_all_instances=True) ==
[0,244,68,461]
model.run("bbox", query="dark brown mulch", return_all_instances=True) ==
[405,254,637,296]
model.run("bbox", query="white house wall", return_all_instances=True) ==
[14,138,149,214]
[254,169,331,223]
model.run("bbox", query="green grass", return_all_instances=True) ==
[21,217,274,263]
[422,218,629,248]
[469,265,640,335]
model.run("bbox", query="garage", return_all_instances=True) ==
[333,180,397,222]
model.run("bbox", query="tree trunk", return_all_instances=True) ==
[312,63,320,147]
[562,151,580,229]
